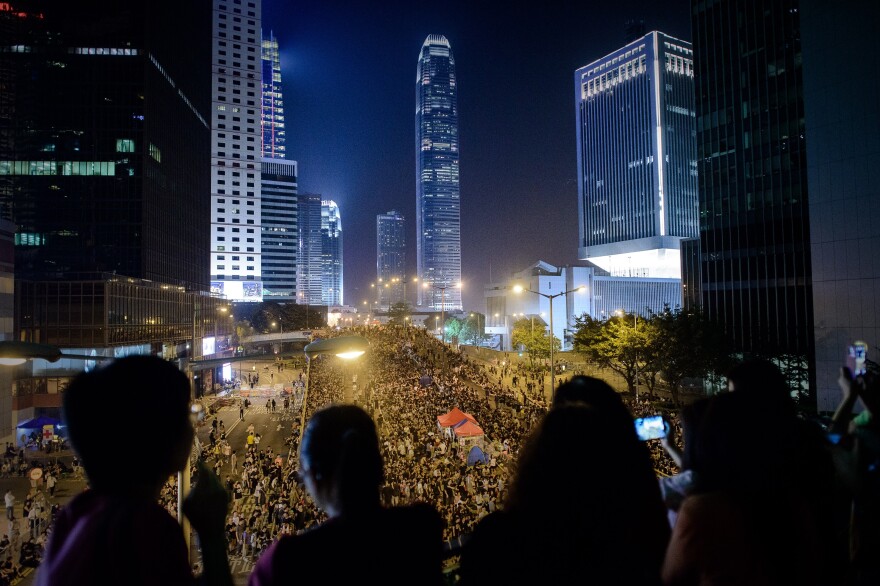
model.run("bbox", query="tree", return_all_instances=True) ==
[387,302,412,325]
[460,313,487,345]
[444,316,463,345]
[511,318,560,367]
[249,301,325,332]
[651,306,729,403]
[572,313,648,396]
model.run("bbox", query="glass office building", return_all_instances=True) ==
[689,0,813,360]
[0,0,212,290]
[416,35,462,310]
[260,159,297,301]
[376,210,406,309]
[575,31,698,280]
[321,200,343,306]
[296,194,323,306]
[261,31,286,159]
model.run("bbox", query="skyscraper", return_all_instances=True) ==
[261,31,285,159]
[416,35,461,310]
[575,31,698,282]
[321,200,343,306]
[376,210,406,309]
[260,159,297,301]
[260,31,297,302]
[0,0,211,289]
[296,194,323,306]
[801,0,879,409]
[689,0,813,363]
[209,0,264,303]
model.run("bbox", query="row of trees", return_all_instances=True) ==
[572,307,729,403]
[250,301,326,333]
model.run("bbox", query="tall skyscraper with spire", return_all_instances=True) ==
[260,30,297,302]
[416,35,461,310]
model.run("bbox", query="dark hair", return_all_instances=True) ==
[552,376,634,430]
[63,355,191,489]
[506,405,669,580]
[727,359,794,416]
[679,398,711,470]
[300,405,383,510]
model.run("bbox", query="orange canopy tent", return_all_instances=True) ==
[453,420,485,438]
[437,407,477,428]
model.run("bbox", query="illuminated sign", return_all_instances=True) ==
[210,281,263,303]
[202,336,216,357]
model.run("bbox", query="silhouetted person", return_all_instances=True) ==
[662,392,822,585]
[37,356,232,586]
[460,405,669,585]
[249,405,443,586]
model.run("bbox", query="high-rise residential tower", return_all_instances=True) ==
[376,210,406,309]
[260,30,297,302]
[688,0,813,365]
[575,31,698,282]
[321,200,343,306]
[209,0,264,303]
[416,35,461,310]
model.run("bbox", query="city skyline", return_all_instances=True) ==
[262,1,692,310]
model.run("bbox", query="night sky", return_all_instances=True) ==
[263,0,692,310]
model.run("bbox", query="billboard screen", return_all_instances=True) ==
[210,280,263,302]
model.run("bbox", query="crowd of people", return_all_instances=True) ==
[22,325,880,585]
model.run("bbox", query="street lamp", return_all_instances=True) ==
[299,336,370,444]
[513,284,587,404]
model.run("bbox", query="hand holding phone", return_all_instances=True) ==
[634,415,669,441]
[847,341,868,377]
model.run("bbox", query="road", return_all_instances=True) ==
[4,357,301,586]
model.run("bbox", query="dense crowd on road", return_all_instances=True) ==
[183,325,684,568]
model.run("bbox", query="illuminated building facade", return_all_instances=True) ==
[416,35,462,310]
[575,31,698,280]
[260,159,297,301]
[376,210,406,309]
[260,31,285,159]
[321,200,343,306]
[209,0,264,302]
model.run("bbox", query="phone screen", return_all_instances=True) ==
[634,415,668,441]
[847,341,868,376]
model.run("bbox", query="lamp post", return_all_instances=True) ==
[513,284,586,404]
[299,336,369,445]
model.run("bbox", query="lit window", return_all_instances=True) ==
[116,139,135,153]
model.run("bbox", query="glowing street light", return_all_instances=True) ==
[513,284,587,403]
[300,336,369,442]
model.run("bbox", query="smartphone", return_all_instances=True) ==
[847,341,868,376]
[634,415,668,441]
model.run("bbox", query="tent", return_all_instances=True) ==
[467,445,489,466]
[437,407,477,429]
[17,416,61,429]
[453,420,484,438]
